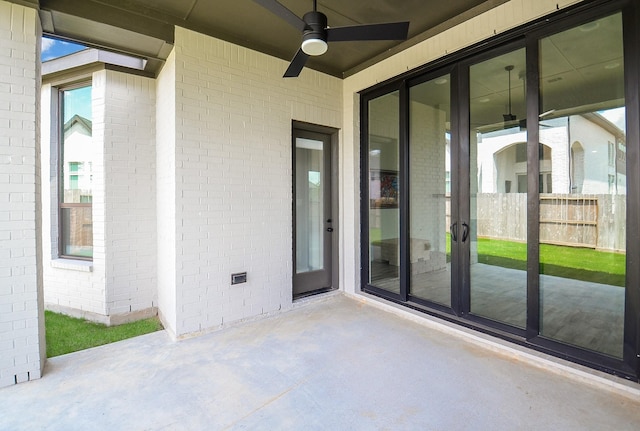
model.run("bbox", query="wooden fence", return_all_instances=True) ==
[473,193,625,252]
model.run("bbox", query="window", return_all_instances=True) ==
[445,171,451,194]
[516,143,527,163]
[609,174,616,193]
[516,143,550,163]
[59,84,93,259]
[517,174,527,193]
[539,173,552,193]
[608,141,615,166]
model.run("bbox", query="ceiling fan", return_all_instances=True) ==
[253,0,410,77]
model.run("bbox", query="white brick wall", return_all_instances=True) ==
[41,80,107,318]
[0,1,45,388]
[158,27,342,337]
[156,48,178,336]
[101,70,157,316]
[41,69,157,323]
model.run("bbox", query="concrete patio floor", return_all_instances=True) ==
[2,293,640,430]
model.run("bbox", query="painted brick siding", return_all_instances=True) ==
[165,27,342,336]
[100,70,157,316]
[156,48,178,335]
[41,79,107,317]
[0,1,45,388]
[42,69,157,322]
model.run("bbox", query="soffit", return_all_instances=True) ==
[34,0,507,77]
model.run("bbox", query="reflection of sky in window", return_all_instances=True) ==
[599,107,625,132]
[64,86,92,123]
[41,36,86,62]
[308,171,321,187]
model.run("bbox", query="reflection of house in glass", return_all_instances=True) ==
[471,111,626,251]
[475,112,626,195]
[62,114,93,256]
[63,114,93,200]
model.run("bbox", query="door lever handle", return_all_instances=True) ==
[327,227,334,232]
[450,223,458,242]
[462,222,469,243]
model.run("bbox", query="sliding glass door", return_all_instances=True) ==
[408,74,452,307]
[361,0,638,378]
[468,47,528,329]
[366,89,401,296]
[537,12,626,359]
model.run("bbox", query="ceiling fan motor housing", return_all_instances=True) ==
[251,0,409,76]
[302,11,328,55]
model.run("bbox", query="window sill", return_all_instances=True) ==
[51,258,93,272]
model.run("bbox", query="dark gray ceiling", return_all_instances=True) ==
[29,0,508,77]
[29,0,624,134]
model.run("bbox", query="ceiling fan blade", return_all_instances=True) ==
[283,48,309,78]
[327,21,409,42]
[252,0,309,32]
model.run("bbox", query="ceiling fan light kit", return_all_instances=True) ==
[301,12,328,56]
[253,0,410,77]
[301,37,328,56]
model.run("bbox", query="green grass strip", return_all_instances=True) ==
[476,237,625,286]
[445,233,624,286]
[45,311,163,358]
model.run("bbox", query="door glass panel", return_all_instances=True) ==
[296,138,324,274]
[539,13,625,358]
[469,48,527,328]
[409,75,451,306]
[368,91,400,293]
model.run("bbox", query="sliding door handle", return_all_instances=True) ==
[450,223,458,242]
[462,222,469,243]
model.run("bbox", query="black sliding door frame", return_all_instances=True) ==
[525,34,541,342]
[458,39,528,339]
[399,82,410,303]
[360,0,640,380]
[517,0,639,378]
[361,81,405,303]
[622,0,640,379]
[452,63,468,318]
[403,66,459,316]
